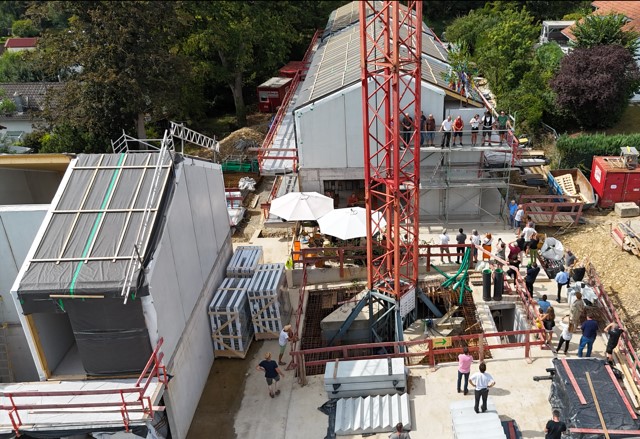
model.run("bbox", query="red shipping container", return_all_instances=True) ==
[591,156,640,208]
[257,77,292,113]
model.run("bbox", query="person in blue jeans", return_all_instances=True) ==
[578,312,598,357]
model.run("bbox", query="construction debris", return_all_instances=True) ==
[611,222,640,258]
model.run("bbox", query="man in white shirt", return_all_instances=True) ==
[521,223,536,250]
[440,115,452,148]
[439,228,452,263]
[514,205,524,235]
[278,325,296,365]
[469,362,496,413]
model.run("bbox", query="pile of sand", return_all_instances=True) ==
[218,127,266,161]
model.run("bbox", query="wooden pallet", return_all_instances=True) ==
[553,173,577,196]
[214,338,253,359]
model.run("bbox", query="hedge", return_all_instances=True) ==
[555,133,640,170]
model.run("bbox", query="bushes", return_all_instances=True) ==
[556,133,640,169]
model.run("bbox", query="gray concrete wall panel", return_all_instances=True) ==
[0,169,61,204]
[205,166,228,253]
[6,324,38,381]
[298,97,347,169]
[32,312,74,372]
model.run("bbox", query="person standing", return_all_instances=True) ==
[455,228,467,264]
[452,115,464,146]
[537,294,551,313]
[577,312,598,358]
[278,324,296,365]
[481,233,493,261]
[570,291,585,331]
[508,200,517,229]
[527,232,540,266]
[497,110,508,145]
[521,222,536,250]
[564,248,577,270]
[604,322,624,364]
[525,262,540,297]
[554,269,569,303]
[440,228,452,263]
[545,410,567,439]
[470,229,481,263]
[481,110,493,145]
[440,115,453,148]
[469,114,480,146]
[426,113,436,146]
[556,317,572,355]
[419,111,427,147]
[514,205,525,235]
[256,352,284,398]
[401,113,413,147]
[457,346,473,395]
[469,362,495,413]
[389,422,411,439]
[540,306,556,345]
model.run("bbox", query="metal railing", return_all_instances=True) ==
[2,338,167,436]
[518,194,584,226]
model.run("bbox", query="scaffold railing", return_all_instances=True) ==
[1,338,168,437]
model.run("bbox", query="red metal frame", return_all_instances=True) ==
[360,1,422,298]
[2,338,168,437]
[258,29,322,174]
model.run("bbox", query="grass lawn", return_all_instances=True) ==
[602,105,640,135]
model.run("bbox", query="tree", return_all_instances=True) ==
[183,1,299,127]
[29,1,194,148]
[11,18,38,37]
[475,7,538,95]
[0,50,46,82]
[551,45,640,128]
[445,8,500,55]
[571,13,640,55]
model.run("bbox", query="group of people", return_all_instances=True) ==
[398,109,512,149]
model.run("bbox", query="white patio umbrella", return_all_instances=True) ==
[317,207,386,240]
[540,237,564,261]
[269,191,334,221]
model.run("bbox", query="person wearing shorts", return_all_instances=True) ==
[256,352,284,398]
[278,324,297,365]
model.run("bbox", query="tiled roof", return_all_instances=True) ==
[562,1,640,40]
[0,82,63,111]
[4,37,38,49]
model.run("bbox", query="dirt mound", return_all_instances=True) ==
[219,127,266,161]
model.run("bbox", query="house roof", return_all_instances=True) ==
[4,37,38,49]
[562,1,640,40]
[0,82,63,111]
[16,153,174,310]
[296,4,481,107]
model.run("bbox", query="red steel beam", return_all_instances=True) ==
[560,358,587,405]
[604,363,637,419]
[360,0,422,298]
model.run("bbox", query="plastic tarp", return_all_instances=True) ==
[63,298,152,375]
[16,153,174,312]
[549,358,640,438]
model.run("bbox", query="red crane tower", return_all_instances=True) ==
[328,1,423,346]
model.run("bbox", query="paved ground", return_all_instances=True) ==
[191,223,618,439]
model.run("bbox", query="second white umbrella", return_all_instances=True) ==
[318,207,386,240]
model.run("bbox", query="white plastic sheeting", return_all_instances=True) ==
[334,393,411,436]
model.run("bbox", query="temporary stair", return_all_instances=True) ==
[334,393,411,436]
[450,398,506,439]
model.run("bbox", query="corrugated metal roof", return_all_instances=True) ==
[297,8,480,108]
[334,393,412,435]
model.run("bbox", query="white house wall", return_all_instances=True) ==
[0,119,37,134]
[144,159,232,439]
[0,206,46,381]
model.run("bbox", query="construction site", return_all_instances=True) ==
[2,1,640,439]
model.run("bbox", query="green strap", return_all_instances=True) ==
[69,153,126,296]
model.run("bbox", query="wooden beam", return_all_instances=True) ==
[586,371,610,439]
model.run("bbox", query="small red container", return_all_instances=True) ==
[591,156,640,208]
[257,77,292,113]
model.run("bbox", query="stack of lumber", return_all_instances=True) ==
[611,222,640,257]
[521,165,547,187]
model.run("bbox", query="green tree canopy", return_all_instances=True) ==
[182,1,300,127]
[28,1,193,149]
[11,18,38,37]
[571,13,640,54]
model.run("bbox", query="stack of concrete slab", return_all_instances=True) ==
[334,393,411,436]
[226,246,263,277]
[450,398,506,439]
[247,263,286,340]
[208,277,254,358]
[324,358,407,399]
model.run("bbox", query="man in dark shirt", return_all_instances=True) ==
[256,352,284,398]
[604,322,625,364]
[455,228,467,264]
[545,410,566,439]
[578,312,598,358]
[525,263,540,297]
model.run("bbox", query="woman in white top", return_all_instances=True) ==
[439,229,452,263]
[469,114,480,146]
